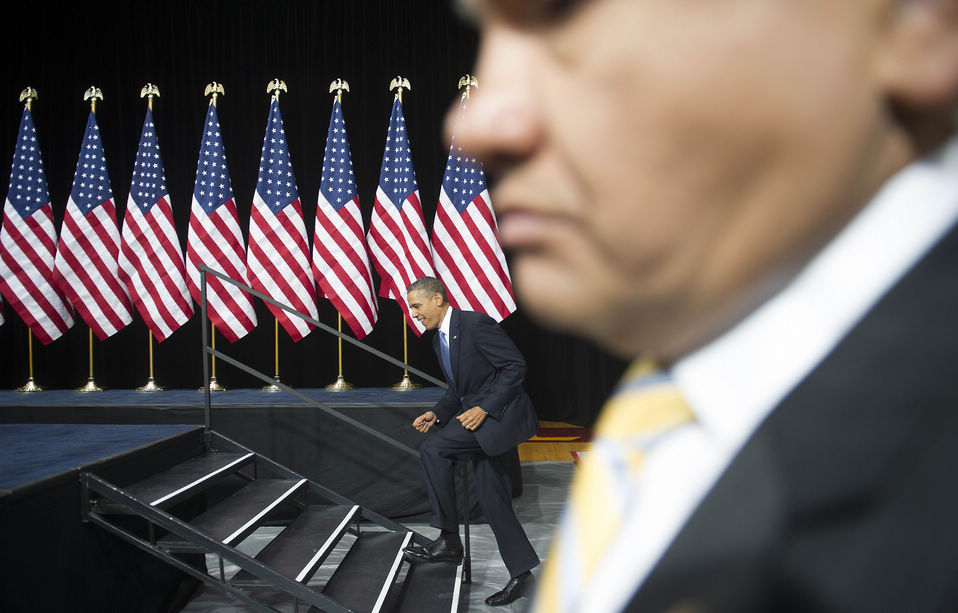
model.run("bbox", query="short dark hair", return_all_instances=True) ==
[407,276,448,303]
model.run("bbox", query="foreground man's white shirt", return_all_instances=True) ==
[562,134,958,613]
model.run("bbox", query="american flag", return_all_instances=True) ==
[186,101,257,342]
[431,94,516,321]
[367,96,434,335]
[118,108,193,342]
[0,107,74,343]
[53,110,132,340]
[247,97,317,342]
[312,97,378,339]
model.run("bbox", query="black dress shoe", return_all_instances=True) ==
[402,536,463,563]
[485,571,534,607]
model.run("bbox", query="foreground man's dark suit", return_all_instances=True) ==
[420,308,540,578]
[626,223,958,611]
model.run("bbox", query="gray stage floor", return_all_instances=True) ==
[181,461,574,612]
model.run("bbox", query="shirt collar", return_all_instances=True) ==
[672,134,958,451]
[439,304,453,337]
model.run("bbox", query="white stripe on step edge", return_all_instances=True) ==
[372,531,414,613]
[451,562,463,613]
[151,453,255,506]
[296,505,360,582]
[223,479,307,544]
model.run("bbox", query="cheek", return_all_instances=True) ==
[510,222,634,325]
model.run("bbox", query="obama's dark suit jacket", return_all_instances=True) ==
[430,308,539,456]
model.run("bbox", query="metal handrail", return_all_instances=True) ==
[198,265,445,459]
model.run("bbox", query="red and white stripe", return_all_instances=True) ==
[313,192,378,339]
[119,193,193,342]
[247,192,317,341]
[53,196,132,340]
[186,195,257,342]
[367,185,434,335]
[0,202,74,343]
[432,187,516,321]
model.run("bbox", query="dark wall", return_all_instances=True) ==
[0,0,625,425]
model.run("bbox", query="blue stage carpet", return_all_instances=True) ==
[0,423,196,490]
[0,387,444,408]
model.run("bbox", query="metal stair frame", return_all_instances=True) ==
[77,267,475,612]
[80,430,429,612]
[196,265,474,556]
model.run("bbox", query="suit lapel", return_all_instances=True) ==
[449,308,461,389]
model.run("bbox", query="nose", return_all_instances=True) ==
[444,26,543,178]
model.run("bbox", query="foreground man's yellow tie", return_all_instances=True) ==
[534,359,695,613]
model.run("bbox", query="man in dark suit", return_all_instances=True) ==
[402,276,541,606]
[449,0,958,611]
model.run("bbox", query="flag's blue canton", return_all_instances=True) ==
[321,99,357,212]
[256,99,298,215]
[442,141,487,215]
[70,112,113,214]
[8,109,50,218]
[378,98,417,210]
[130,109,168,213]
[194,104,234,215]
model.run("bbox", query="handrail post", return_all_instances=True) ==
[201,269,211,431]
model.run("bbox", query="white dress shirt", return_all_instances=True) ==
[579,135,958,612]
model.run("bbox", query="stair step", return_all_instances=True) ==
[96,451,254,513]
[393,561,463,613]
[231,504,360,586]
[318,531,412,613]
[159,478,306,551]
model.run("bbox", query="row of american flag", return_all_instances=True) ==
[0,85,515,354]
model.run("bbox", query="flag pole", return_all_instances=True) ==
[201,83,227,393]
[326,314,354,391]
[136,84,164,392]
[392,314,420,390]
[16,330,43,392]
[325,79,355,392]
[77,87,105,393]
[77,328,103,392]
[205,324,226,391]
[261,79,288,392]
[15,88,43,393]
[387,76,419,391]
[262,317,281,391]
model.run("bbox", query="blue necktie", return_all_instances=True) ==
[439,330,455,384]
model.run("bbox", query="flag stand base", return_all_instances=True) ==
[325,376,354,392]
[136,377,164,392]
[199,377,227,393]
[16,377,43,393]
[262,376,281,392]
[391,374,420,391]
[77,377,103,393]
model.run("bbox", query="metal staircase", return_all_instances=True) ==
[80,429,464,612]
[77,266,468,611]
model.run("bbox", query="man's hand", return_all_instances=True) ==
[413,410,438,433]
[457,406,487,432]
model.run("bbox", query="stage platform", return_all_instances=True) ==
[0,386,445,418]
[0,387,446,520]
[0,424,208,612]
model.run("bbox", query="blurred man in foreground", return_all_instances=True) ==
[452,0,958,610]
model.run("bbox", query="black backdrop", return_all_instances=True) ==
[0,0,626,426]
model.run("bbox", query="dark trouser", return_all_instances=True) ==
[419,422,540,579]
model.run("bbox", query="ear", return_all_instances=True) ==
[878,0,958,107]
